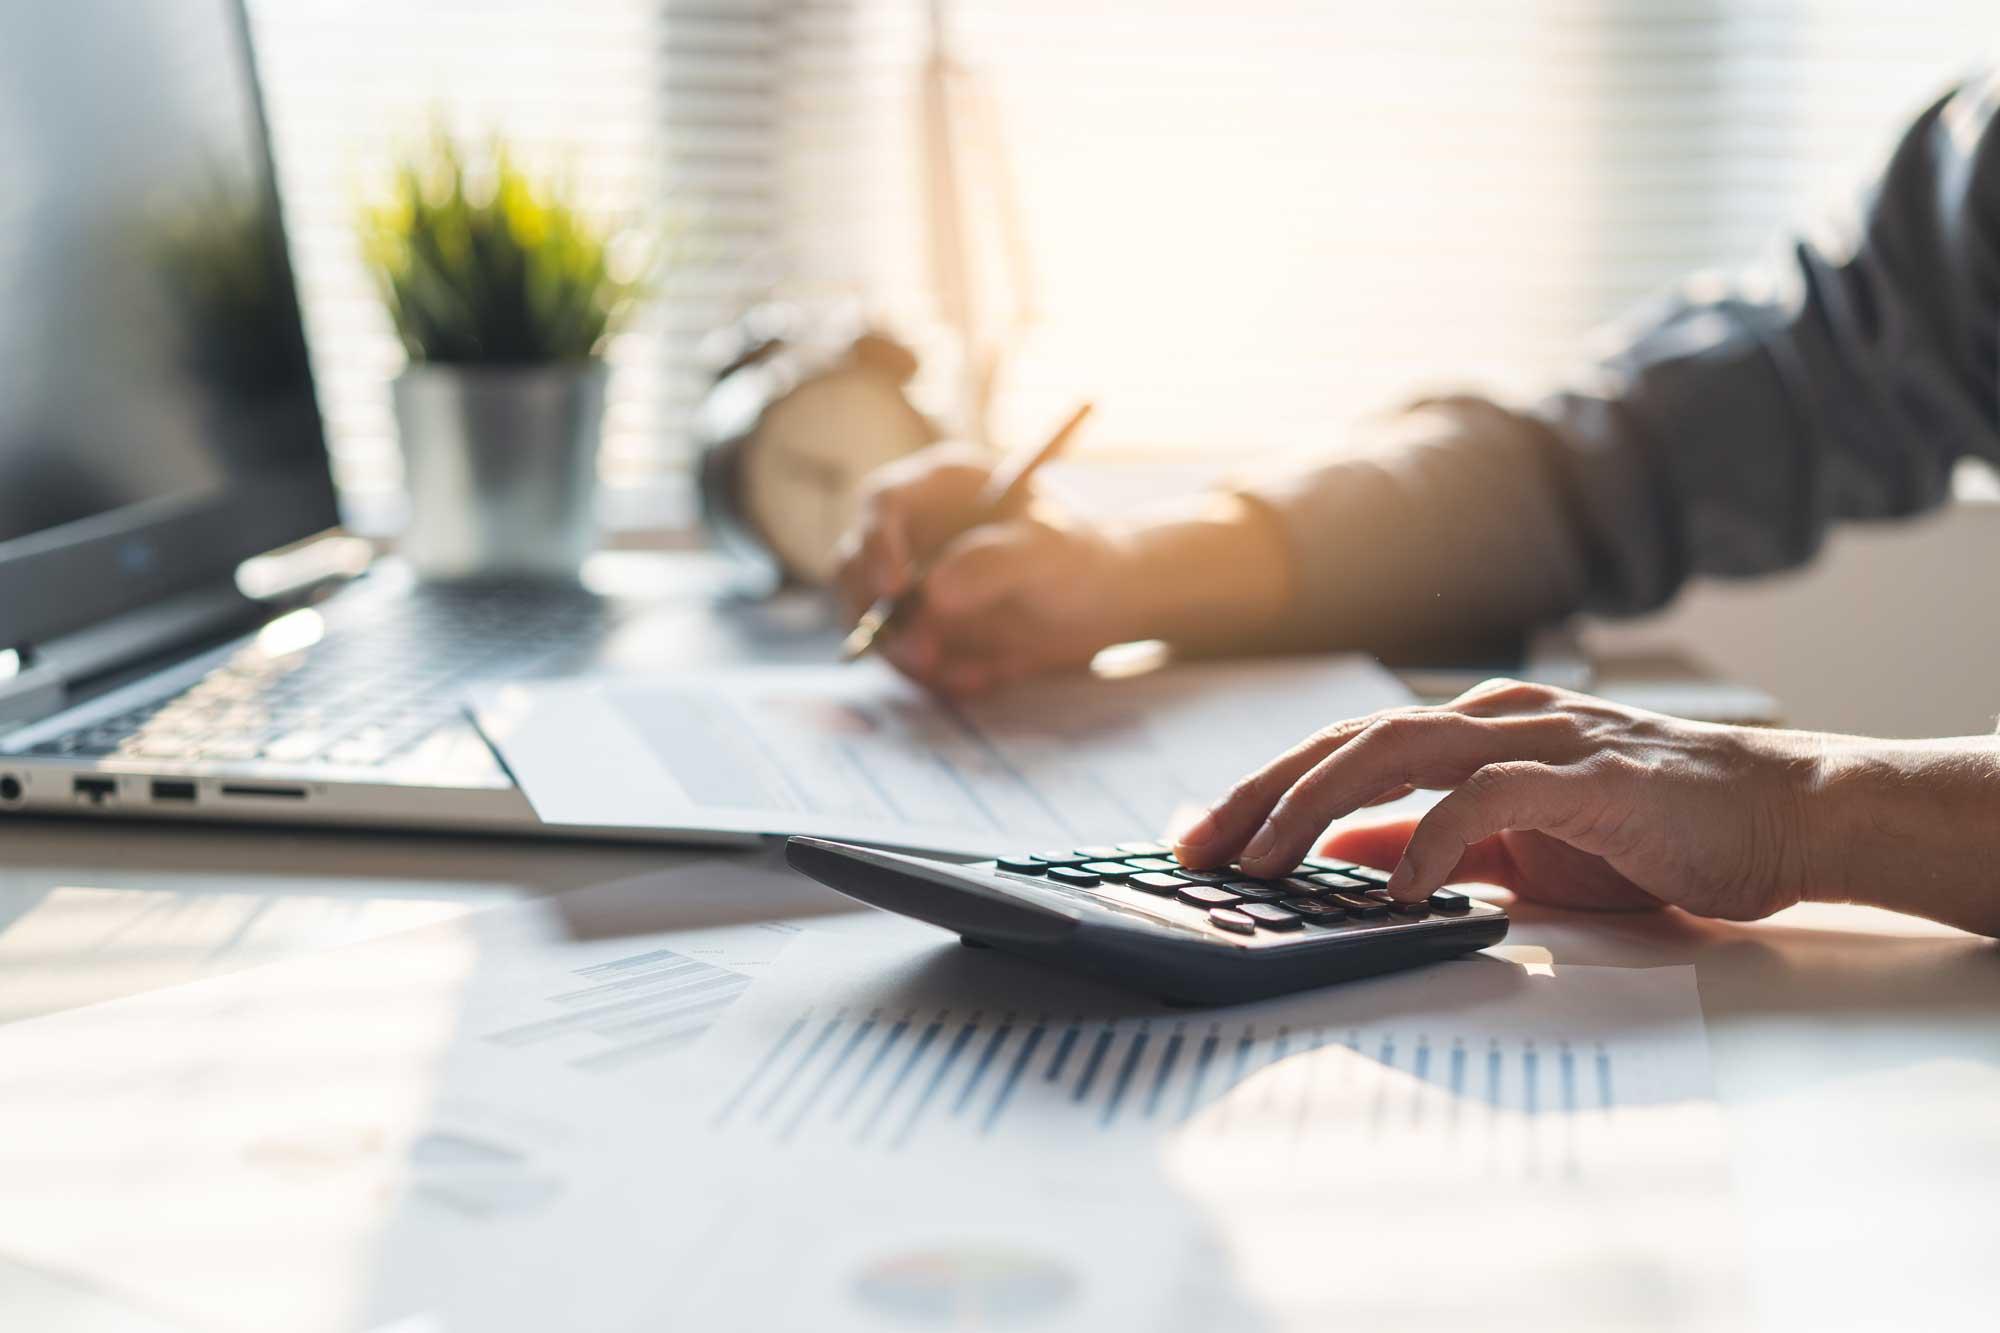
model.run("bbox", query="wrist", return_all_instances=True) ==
[1799,734,2000,935]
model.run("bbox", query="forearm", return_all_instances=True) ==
[1806,735,2000,937]
[1105,492,1294,655]
[1228,398,1594,659]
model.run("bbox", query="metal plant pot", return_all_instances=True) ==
[393,361,608,582]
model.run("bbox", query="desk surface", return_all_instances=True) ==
[1,570,1994,1332]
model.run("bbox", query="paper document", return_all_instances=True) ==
[654,932,1751,1331]
[473,656,1414,855]
[0,858,826,1333]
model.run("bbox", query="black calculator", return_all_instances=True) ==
[785,836,1508,1005]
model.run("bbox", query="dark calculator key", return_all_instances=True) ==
[1283,877,1330,897]
[1130,872,1187,895]
[1177,884,1243,909]
[1280,897,1348,923]
[1389,900,1430,918]
[1031,851,1092,867]
[1221,881,1285,903]
[1240,903,1302,931]
[1074,845,1124,860]
[1117,840,1171,856]
[1174,868,1239,885]
[1208,908,1256,935]
[1047,866,1102,887]
[1428,889,1471,913]
[1344,865,1393,886]
[997,856,1048,874]
[1359,889,1394,905]
[1303,856,1358,873]
[1326,893,1390,919]
[1125,857,1181,873]
[1308,871,1372,893]
[1082,861,1138,881]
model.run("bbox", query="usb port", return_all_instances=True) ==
[73,775,117,804]
[150,779,197,803]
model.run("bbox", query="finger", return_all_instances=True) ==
[1448,676,1566,718]
[1319,818,1518,887]
[1174,711,1409,866]
[1384,761,1593,900]
[922,521,1069,619]
[1233,712,1576,876]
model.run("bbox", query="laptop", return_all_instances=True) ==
[0,1,763,839]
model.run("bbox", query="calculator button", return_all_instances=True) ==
[1073,845,1124,860]
[996,856,1047,874]
[1343,865,1393,886]
[1283,877,1330,897]
[1117,840,1171,856]
[1303,856,1357,873]
[1208,908,1256,935]
[1240,903,1302,931]
[1047,866,1102,887]
[1428,889,1471,913]
[1081,861,1137,880]
[1130,872,1187,895]
[1326,893,1390,919]
[1177,884,1243,909]
[1308,871,1372,893]
[1281,898,1349,923]
[1359,889,1394,904]
[1124,857,1181,873]
[1031,851,1091,867]
[1173,868,1239,885]
[1389,900,1430,917]
[1221,881,1285,902]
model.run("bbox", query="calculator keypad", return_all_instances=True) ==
[983,846,1481,946]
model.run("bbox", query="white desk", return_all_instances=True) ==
[0,580,1994,1331]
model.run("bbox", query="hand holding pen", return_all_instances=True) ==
[840,403,1095,662]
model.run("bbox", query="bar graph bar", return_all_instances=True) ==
[709,1005,1626,1163]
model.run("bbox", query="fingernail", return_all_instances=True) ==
[1177,811,1219,850]
[1241,822,1276,863]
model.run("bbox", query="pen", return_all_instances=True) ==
[840,401,1094,662]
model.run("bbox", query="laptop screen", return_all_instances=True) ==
[0,1,337,653]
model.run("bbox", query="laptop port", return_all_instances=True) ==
[219,783,307,800]
[150,779,197,803]
[0,774,21,803]
[73,775,117,805]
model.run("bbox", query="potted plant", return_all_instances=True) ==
[359,134,651,581]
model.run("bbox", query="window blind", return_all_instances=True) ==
[248,1,1999,527]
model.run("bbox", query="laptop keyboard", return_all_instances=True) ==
[22,584,609,769]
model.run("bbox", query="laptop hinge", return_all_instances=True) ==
[5,580,265,724]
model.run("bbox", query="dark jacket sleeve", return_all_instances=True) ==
[1239,74,2000,651]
